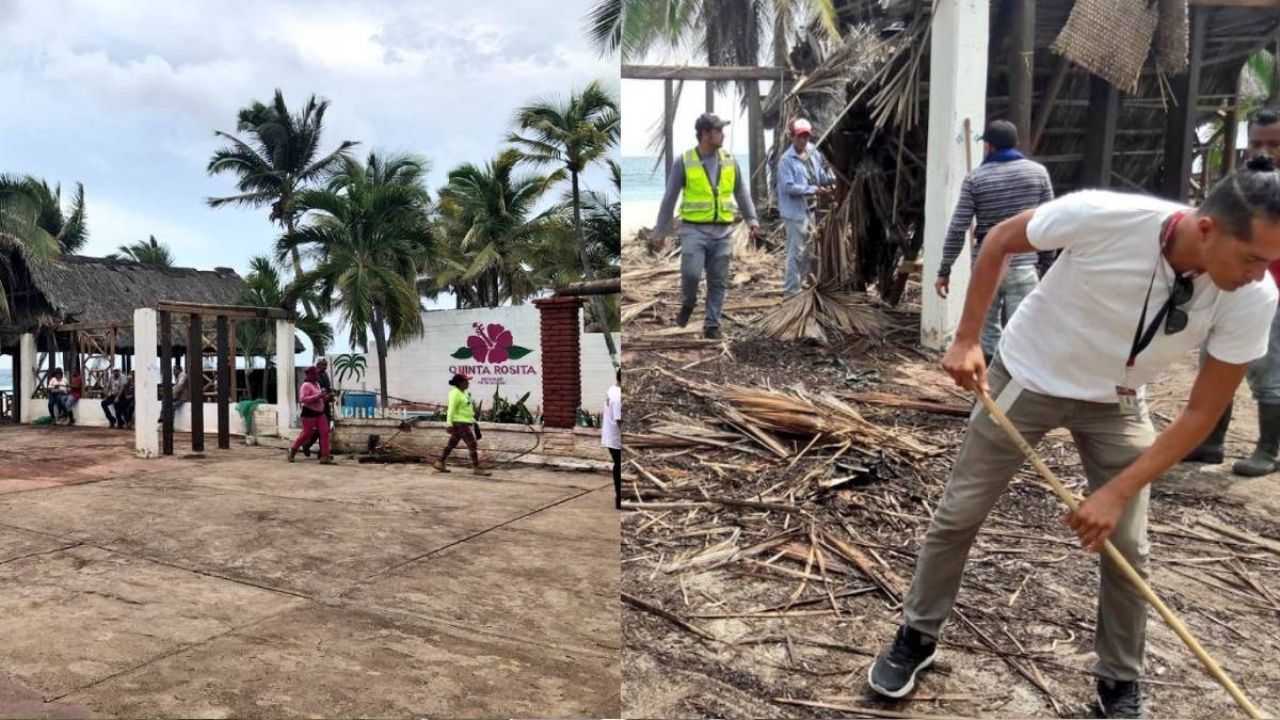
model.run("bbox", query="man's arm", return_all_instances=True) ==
[938,175,976,278]
[732,160,760,228]
[1034,175,1058,277]
[652,156,686,238]
[780,156,816,198]
[1069,356,1246,551]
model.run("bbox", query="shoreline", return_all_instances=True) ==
[622,199,661,238]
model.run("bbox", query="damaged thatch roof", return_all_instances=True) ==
[767,0,1280,301]
[1,254,297,354]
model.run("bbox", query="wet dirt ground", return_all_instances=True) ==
[0,425,619,718]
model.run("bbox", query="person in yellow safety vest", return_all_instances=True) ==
[651,113,761,340]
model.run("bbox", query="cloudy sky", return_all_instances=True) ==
[0,0,616,290]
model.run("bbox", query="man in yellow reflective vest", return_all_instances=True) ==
[651,113,761,340]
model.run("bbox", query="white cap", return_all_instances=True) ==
[792,118,813,136]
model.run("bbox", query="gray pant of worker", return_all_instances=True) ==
[980,266,1039,358]
[783,217,812,297]
[680,231,733,330]
[902,358,1155,681]
[1247,305,1280,403]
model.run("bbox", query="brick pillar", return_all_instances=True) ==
[534,296,584,429]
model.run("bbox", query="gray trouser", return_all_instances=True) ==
[1247,304,1280,404]
[903,358,1155,681]
[679,230,733,329]
[980,266,1039,358]
[783,217,812,296]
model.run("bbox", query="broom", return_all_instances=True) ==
[976,388,1264,719]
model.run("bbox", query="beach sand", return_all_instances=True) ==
[622,199,660,238]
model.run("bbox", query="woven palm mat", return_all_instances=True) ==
[1053,0,1160,92]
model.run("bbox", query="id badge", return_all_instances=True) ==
[1115,385,1141,416]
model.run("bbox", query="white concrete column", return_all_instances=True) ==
[133,308,160,458]
[920,0,989,350]
[275,320,296,438]
[18,333,36,424]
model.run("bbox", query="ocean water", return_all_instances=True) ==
[621,154,750,202]
[0,367,10,392]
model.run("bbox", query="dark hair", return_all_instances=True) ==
[1201,154,1280,241]
[616,369,621,382]
[1249,107,1280,128]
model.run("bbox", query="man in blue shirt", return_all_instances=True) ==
[776,118,835,296]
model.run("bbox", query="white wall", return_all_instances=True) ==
[330,305,620,417]
[61,398,280,437]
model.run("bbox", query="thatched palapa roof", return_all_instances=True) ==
[1,254,296,354]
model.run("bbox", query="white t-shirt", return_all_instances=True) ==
[602,384,622,450]
[1000,190,1278,403]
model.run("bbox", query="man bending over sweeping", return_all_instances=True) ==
[867,156,1280,718]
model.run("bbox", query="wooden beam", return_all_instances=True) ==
[664,79,675,177]
[160,311,173,456]
[554,278,621,297]
[1008,0,1035,146]
[1081,75,1121,188]
[1031,55,1071,154]
[216,316,230,450]
[1188,0,1278,6]
[746,78,766,206]
[52,321,129,333]
[622,64,793,81]
[187,313,203,452]
[1160,6,1208,201]
[155,301,291,321]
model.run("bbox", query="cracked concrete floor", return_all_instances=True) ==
[0,424,619,718]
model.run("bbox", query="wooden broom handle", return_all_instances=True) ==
[975,389,1264,719]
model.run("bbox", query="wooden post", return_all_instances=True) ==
[11,348,20,422]
[921,0,990,350]
[664,79,675,176]
[1008,0,1035,145]
[216,315,230,450]
[160,310,173,456]
[746,78,765,206]
[1031,56,1071,154]
[1081,75,1121,188]
[229,320,238,402]
[1160,6,1207,201]
[187,313,203,452]
[1222,109,1239,178]
[705,81,714,113]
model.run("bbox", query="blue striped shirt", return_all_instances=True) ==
[938,157,1055,277]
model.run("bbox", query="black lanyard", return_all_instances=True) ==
[1127,210,1189,370]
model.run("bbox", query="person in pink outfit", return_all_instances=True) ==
[289,366,333,464]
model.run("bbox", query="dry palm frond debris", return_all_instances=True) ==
[621,228,1280,719]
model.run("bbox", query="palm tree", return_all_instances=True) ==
[0,175,61,320]
[531,161,621,331]
[279,151,433,409]
[206,89,358,348]
[508,81,620,363]
[588,0,838,64]
[107,235,174,267]
[237,255,333,399]
[3,177,88,253]
[434,149,562,308]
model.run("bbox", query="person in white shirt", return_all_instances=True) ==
[46,368,69,422]
[869,156,1280,719]
[602,370,622,509]
[101,369,127,428]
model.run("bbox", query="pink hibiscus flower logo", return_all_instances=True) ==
[452,323,533,363]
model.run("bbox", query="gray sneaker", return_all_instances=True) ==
[868,625,937,698]
[1097,679,1143,718]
